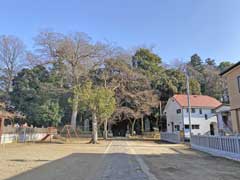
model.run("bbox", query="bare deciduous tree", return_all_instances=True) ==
[34,31,108,128]
[0,35,25,99]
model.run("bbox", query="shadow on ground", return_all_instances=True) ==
[6,149,240,180]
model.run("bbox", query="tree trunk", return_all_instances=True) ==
[71,109,78,129]
[131,119,136,136]
[141,115,144,134]
[91,112,98,144]
[156,101,162,128]
[71,94,78,129]
[103,119,108,140]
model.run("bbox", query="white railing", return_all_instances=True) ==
[0,133,48,144]
[191,135,240,161]
[0,127,57,144]
[160,132,181,143]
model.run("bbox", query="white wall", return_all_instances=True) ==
[183,108,217,136]
[164,98,183,133]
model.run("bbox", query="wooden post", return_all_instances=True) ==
[236,109,240,134]
[236,136,240,154]
[23,128,26,143]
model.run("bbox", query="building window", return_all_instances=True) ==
[199,108,202,114]
[211,109,215,113]
[238,76,240,93]
[185,125,189,129]
[191,108,196,113]
[175,125,180,131]
[192,125,200,129]
[176,109,181,114]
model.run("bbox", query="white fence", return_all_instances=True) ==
[160,132,181,143]
[191,135,240,161]
[1,133,47,144]
[0,127,56,144]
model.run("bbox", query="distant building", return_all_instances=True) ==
[220,61,240,134]
[215,104,232,135]
[164,95,222,138]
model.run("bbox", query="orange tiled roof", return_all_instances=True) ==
[173,94,222,108]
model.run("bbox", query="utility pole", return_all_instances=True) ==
[186,70,192,140]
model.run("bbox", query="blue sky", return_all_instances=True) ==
[0,0,240,64]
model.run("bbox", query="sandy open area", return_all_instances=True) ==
[0,138,109,180]
[1,139,240,180]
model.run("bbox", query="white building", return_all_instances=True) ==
[164,95,222,138]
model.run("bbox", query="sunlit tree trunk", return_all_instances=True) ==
[91,112,98,144]
[103,119,108,140]
[131,119,136,136]
[71,93,78,129]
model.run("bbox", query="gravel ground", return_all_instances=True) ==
[0,138,109,180]
[1,139,240,180]
[127,141,240,180]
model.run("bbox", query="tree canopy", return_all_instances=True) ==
[74,81,116,143]
[0,31,232,139]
